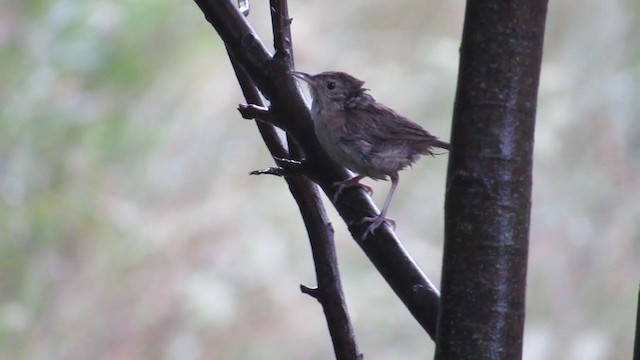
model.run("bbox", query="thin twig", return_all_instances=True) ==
[270,0,294,62]
[270,2,361,358]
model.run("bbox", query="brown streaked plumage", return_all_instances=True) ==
[291,70,449,239]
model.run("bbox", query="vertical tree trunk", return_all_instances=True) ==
[436,1,548,359]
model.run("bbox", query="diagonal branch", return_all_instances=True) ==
[192,0,441,339]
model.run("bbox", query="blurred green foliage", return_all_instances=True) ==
[1,0,639,359]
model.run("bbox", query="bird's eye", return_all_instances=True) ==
[326,81,336,90]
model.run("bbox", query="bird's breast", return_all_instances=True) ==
[313,115,388,180]
[313,116,342,157]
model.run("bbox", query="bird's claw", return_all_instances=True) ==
[331,177,373,203]
[359,215,396,241]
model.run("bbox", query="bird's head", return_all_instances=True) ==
[291,71,367,114]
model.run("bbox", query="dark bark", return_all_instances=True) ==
[435,1,548,359]
[193,0,440,339]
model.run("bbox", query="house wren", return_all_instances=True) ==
[291,71,449,238]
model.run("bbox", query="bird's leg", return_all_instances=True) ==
[332,174,373,203]
[360,173,399,240]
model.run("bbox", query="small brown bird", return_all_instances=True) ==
[291,71,449,238]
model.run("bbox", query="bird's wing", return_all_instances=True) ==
[346,102,439,144]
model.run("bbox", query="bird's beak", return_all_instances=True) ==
[290,71,314,85]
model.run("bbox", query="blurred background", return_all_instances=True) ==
[1,0,638,359]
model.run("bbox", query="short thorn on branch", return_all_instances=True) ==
[249,167,286,176]
[238,103,270,119]
[300,284,321,300]
[249,156,308,177]
[238,103,286,129]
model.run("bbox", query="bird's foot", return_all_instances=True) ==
[332,177,373,203]
[359,215,396,241]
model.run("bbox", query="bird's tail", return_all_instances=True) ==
[420,138,450,156]
[433,139,450,150]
